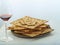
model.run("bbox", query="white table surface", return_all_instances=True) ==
[0,15,60,45]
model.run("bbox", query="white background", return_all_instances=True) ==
[0,0,60,45]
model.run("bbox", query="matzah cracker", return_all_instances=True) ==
[11,16,47,29]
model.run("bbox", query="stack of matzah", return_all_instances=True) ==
[8,16,53,37]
